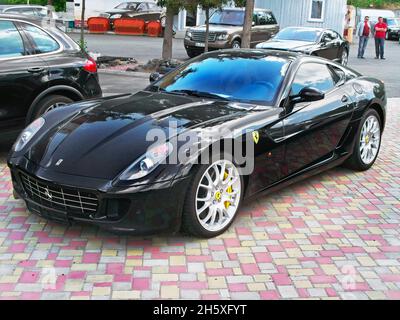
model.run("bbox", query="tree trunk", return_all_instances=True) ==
[162,8,175,60]
[242,0,254,48]
[80,0,86,50]
[47,0,53,5]
[204,7,210,52]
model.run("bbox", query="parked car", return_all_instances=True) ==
[0,14,102,136]
[0,5,59,20]
[384,18,400,40]
[184,8,279,58]
[8,49,386,238]
[256,27,350,66]
[100,1,164,28]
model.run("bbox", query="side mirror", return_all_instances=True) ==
[149,72,160,83]
[291,87,325,103]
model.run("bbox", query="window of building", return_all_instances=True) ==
[309,0,325,22]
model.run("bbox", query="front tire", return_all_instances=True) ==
[231,40,241,49]
[186,48,198,58]
[344,109,382,171]
[341,49,349,66]
[182,156,244,238]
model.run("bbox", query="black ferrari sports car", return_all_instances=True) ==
[256,27,350,66]
[8,50,386,238]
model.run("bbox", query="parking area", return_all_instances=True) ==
[0,97,399,299]
[0,35,399,301]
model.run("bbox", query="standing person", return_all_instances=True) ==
[356,16,372,59]
[374,17,388,60]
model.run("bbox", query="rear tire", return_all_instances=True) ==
[32,95,74,120]
[344,109,382,171]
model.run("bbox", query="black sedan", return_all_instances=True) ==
[0,14,102,136]
[256,27,350,66]
[8,50,386,238]
[100,1,164,28]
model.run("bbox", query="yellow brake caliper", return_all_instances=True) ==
[224,171,233,209]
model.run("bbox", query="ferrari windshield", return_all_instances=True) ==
[209,10,245,26]
[275,27,322,42]
[151,53,291,105]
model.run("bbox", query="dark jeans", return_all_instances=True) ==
[375,38,385,58]
[358,36,369,58]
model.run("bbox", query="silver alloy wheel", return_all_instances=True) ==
[195,160,241,232]
[44,102,67,114]
[360,115,381,165]
[232,42,241,49]
[341,51,348,66]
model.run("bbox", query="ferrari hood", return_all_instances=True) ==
[27,91,256,180]
[256,39,315,51]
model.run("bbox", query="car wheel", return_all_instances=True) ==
[160,16,166,28]
[33,95,74,120]
[231,40,241,49]
[186,49,198,58]
[344,109,382,171]
[341,49,349,66]
[182,156,244,238]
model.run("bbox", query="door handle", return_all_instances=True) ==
[27,67,45,73]
[341,95,349,103]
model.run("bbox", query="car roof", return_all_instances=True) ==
[0,13,42,24]
[3,5,47,10]
[222,7,272,12]
[204,49,300,61]
[282,26,326,32]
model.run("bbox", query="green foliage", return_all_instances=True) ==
[348,0,400,8]
[1,0,66,12]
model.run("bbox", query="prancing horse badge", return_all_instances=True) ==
[252,131,260,144]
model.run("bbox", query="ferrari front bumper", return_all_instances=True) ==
[8,157,191,235]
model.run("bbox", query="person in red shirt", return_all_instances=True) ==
[374,17,388,59]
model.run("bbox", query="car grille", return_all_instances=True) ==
[191,31,217,42]
[20,172,99,216]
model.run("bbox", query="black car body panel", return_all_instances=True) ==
[256,27,350,64]
[8,50,386,235]
[0,15,102,135]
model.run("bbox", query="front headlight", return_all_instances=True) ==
[12,117,45,152]
[119,142,173,181]
[185,30,193,40]
[217,33,228,41]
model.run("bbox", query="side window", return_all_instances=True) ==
[291,63,336,96]
[329,65,346,84]
[0,21,25,58]
[21,23,60,54]
[321,32,333,43]
[137,3,147,12]
[265,12,277,25]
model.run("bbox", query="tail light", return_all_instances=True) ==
[83,58,98,73]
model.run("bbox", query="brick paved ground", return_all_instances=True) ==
[0,99,399,300]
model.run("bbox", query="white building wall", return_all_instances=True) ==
[255,0,347,34]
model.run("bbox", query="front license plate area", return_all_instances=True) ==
[195,42,205,47]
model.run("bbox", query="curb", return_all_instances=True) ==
[98,69,150,77]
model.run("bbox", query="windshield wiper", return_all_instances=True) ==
[170,90,231,101]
